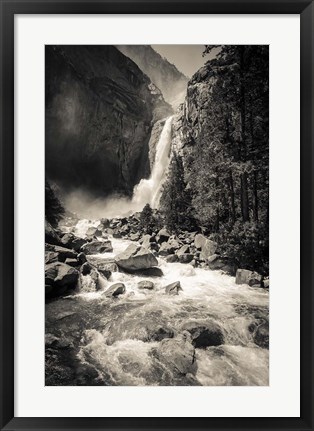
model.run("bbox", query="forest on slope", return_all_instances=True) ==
[160,45,269,274]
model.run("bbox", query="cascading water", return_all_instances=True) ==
[46,220,269,386]
[132,115,174,209]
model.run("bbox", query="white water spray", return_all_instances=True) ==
[132,115,174,209]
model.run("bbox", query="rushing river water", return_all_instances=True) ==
[46,219,269,386]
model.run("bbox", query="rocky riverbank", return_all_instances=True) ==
[45,214,269,386]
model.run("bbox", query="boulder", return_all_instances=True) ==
[140,234,152,248]
[194,233,207,249]
[236,269,262,287]
[165,281,182,295]
[81,262,92,275]
[200,239,218,260]
[77,252,87,264]
[207,254,237,275]
[178,254,194,264]
[45,262,79,297]
[86,226,102,238]
[156,228,171,244]
[129,233,140,241]
[45,251,59,264]
[81,240,113,255]
[159,241,175,256]
[138,267,163,277]
[104,282,126,297]
[166,254,179,263]
[156,333,197,375]
[176,244,190,256]
[252,322,269,348]
[263,279,269,289]
[182,321,224,347]
[137,280,154,290]
[99,218,110,228]
[45,220,61,245]
[65,258,80,267]
[45,244,77,262]
[115,243,158,272]
[60,233,86,251]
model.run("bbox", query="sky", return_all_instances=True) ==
[151,45,208,78]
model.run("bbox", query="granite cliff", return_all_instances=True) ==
[45,45,172,197]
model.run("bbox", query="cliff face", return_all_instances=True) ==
[171,64,217,159]
[45,45,172,197]
[116,45,188,109]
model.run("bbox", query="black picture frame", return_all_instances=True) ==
[0,0,313,430]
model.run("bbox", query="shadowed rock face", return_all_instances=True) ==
[45,45,172,197]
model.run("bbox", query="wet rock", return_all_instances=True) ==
[45,333,73,349]
[115,243,158,272]
[138,267,163,277]
[156,228,171,244]
[263,279,269,289]
[146,324,174,341]
[166,254,179,263]
[129,233,140,241]
[200,239,217,260]
[81,240,113,255]
[77,252,87,264]
[45,262,79,297]
[81,262,92,275]
[165,281,182,295]
[138,280,154,290]
[178,254,194,264]
[253,322,269,348]
[156,333,197,375]
[236,269,262,287]
[65,258,80,267]
[104,282,126,297]
[181,321,224,347]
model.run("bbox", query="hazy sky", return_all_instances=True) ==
[151,45,207,78]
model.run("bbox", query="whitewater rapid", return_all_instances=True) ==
[46,219,269,386]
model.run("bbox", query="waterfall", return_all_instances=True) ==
[132,115,174,209]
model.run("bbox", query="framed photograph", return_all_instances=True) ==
[1,0,313,430]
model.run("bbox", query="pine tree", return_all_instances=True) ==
[139,203,154,233]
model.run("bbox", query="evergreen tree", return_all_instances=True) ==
[139,203,154,233]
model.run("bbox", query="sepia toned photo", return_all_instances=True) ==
[45,44,269,386]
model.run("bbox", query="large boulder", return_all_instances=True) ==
[194,233,207,249]
[164,281,182,295]
[139,234,152,249]
[86,226,102,238]
[156,228,171,244]
[81,240,113,255]
[155,333,197,375]
[176,244,190,256]
[207,254,237,275]
[115,243,158,272]
[236,269,262,287]
[45,244,77,262]
[104,283,126,297]
[45,262,79,297]
[61,233,86,252]
[200,239,217,260]
[45,251,59,264]
[181,321,224,347]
